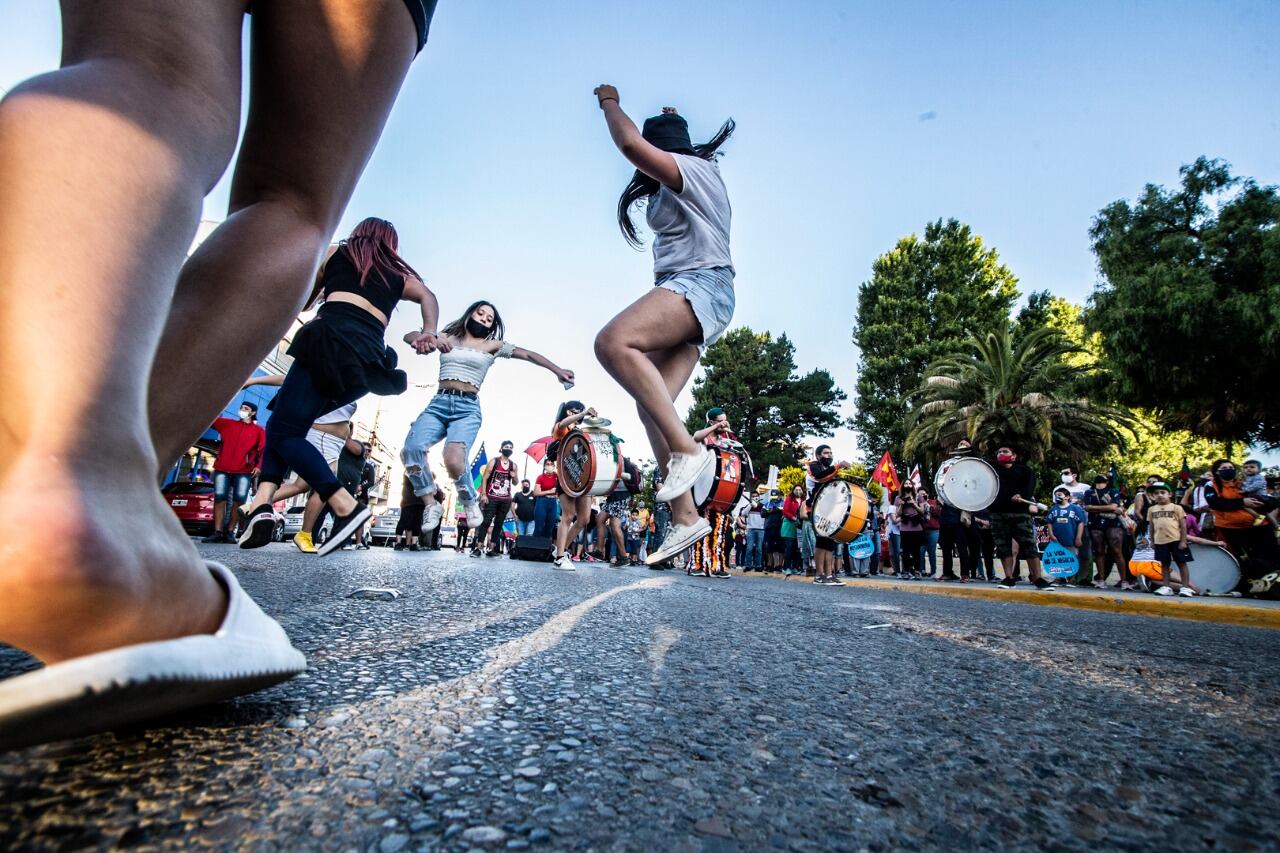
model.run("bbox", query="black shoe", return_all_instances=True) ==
[470,547,482,558]
[1033,577,1056,591]
[201,531,226,544]
[997,577,1018,589]
[316,503,372,557]
[393,543,404,551]
[409,544,420,552]
[238,507,276,549]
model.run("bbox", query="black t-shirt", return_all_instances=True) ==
[990,462,1035,514]
[336,448,364,489]
[513,490,537,522]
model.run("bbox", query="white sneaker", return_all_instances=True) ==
[552,554,577,572]
[421,503,444,532]
[1155,586,1174,596]
[645,518,712,565]
[655,447,714,503]
[463,500,483,528]
[1178,586,1196,597]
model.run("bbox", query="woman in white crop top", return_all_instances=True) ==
[401,300,574,531]
[590,84,736,567]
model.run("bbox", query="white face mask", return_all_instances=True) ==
[239,409,253,421]
[1061,474,1074,484]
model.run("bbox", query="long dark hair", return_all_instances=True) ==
[616,118,736,249]
[554,400,585,424]
[441,300,505,340]
[339,217,422,286]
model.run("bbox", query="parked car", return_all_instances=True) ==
[163,482,284,541]
[370,507,400,547]
[281,505,333,544]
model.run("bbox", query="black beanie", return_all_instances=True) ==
[641,113,694,155]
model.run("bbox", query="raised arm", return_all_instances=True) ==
[510,345,574,386]
[594,85,683,190]
[555,408,594,435]
[401,277,452,354]
[242,373,284,389]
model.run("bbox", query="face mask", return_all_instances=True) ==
[465,318,492,338]
[1217,467,1236,480]
[1061,474,1074,484]
[521,484,530,493]
[239,409,253,421]
[1055,494,1068,503]
[996,452,1013,463]
[501,448,513,457]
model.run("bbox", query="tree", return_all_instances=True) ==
[1088,156,1280,448]
[852,219,1020,456]
[684,327,846,474]
[1013,291,1105,399]
[903,326,1132,464]
[1081,409,1226,488]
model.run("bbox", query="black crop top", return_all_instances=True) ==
[321,248,406,319]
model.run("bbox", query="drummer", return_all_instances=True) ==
[549,400,597,571]
[688,407,739,578]
[806,445,849,586]
[988,444,1054,591]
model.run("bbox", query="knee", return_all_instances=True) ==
[594,328,626,368]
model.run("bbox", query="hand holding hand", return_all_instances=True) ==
[1244,498,1265,510]
[594,85,619,107]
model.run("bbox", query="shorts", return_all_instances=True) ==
[1153,543,1194,566]
[604,494,631,520]
[655,266,735,349]
[213,471,253,504]
[990,512,1039,559]
[1090,526,1125,551]
[403,0,437,52]
[815,535,836,553]
[306,428,346,466]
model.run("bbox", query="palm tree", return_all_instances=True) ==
[903,326,1132,463]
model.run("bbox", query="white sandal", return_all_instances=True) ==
[0,561,305,751]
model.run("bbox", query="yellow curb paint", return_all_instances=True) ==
[726,571,1280,631]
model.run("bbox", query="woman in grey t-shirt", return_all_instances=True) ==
[591,83,736,567]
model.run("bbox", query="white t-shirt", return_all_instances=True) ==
[314,402,357,425]
[647,154,733,275]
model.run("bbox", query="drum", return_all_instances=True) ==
[557,429,623,498]
[811,481,870,543]
[691,446,746,514]
[934,456,999,511]
[1188,543,1242,595]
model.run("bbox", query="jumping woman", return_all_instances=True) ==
[550,401,599,571]
[240,217,444,557]
[591,85,736,566]
[400,300,574,534]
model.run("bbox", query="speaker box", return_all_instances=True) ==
[511,535,555,562]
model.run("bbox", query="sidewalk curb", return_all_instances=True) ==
[728,572,1280,631]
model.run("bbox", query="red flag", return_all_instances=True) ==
[871,451,901,492]
[908,465,922,490]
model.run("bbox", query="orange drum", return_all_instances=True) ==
[811,480,870,543]
[557,429,623,498]
[691,446,746,514]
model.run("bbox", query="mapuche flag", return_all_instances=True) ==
[871,451,901,492]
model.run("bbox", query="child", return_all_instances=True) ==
[1146,483,1199,597]
[1241,459,1278,526]
[626,509,644,565]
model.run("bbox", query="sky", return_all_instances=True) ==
[3,0,1278,477]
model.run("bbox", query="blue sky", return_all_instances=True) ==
[3,1,1277,472]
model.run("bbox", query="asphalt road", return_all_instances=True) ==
[2,544,1279,851]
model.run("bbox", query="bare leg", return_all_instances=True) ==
[633,342,702,526]
[596,288,704,462]
[150,0,419,468]
[0,1,245,663]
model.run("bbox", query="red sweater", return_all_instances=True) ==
[211,417,266,474]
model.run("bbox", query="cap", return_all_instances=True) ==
[641,113,694,155]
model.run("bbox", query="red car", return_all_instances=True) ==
[163,481,217,535]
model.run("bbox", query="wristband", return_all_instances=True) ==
[599,97,619,107]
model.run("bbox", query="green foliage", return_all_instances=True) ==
[1080,409,1227,487]
[777,466,805,496]
[852,219,1020,455]
[1014,291,1106,399]
[903,326,1133,464]
[685,327,846,473]
[1087,156,1280,446]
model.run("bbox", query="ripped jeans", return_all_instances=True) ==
[401,392,483,501]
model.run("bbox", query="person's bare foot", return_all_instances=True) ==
[0,454,227,664]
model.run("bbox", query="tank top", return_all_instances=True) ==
[486,457,515,500]
[322,248,405,319]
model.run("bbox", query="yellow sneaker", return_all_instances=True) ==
[293,531,317,554]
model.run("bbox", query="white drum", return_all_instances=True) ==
[934,456,999,512]
[811,480,870,543]
[557,429,623,498]
[1188,543,1242,595]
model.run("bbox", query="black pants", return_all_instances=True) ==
[1218,525,1280,578]
[939,522,966,578]
[900,530,924,574]
[957,524,983,578]
[474,499,512,551]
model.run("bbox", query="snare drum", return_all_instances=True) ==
[691,446,746,514]
[557,429,623,498]
[934,457,999,511]
[811,481,870,543]
[1188,543,1242,595]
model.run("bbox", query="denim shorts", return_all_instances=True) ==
[401,393,483,497]
[655,266,735,349]
[213,471,253,504]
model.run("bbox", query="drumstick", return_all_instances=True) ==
[1012,495,1047,512]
